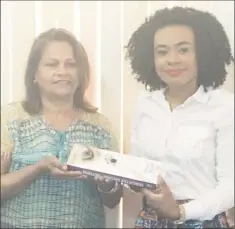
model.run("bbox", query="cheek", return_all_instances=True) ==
[35,70,52,88]
[154,57,165,71]
[185,57,198,76]
[154,58,168,78]
[68,67,77,79]
[72,73,79,86]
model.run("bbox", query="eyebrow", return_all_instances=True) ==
[155,41,192,49]
[43,57,75,62]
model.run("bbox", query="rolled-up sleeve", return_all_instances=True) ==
[1,107,14,154]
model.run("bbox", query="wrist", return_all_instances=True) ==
[36,161,49,174]
[173,205,186,224]
[172,205,181,221]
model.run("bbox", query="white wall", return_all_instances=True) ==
[1,1,234,228]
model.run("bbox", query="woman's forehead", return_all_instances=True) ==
[154,25,195,47]
[41,41,75,59]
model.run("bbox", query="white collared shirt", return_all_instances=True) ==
[130,86,234,220]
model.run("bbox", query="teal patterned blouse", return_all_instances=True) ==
[1,102,118,228]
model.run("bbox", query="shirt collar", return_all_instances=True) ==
[151,85,210,105]
[191,85,210,104]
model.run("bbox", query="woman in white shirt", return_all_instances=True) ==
[125,6,234,228]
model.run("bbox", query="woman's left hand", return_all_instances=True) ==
[94,174,116,192]
[142,175,180,221]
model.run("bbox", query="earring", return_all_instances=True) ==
[33,79,36,84]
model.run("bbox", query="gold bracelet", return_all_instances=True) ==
[174,205,185,224]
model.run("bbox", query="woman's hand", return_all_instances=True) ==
[94,174,116,192]
[142,175,180,221]
[38,156,87,180]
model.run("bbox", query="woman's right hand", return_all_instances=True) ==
[38,156,87,180]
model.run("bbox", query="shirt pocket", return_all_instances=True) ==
[173,123,213,159]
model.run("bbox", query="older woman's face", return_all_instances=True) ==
[35,41,78,99]
[154,25,198,88]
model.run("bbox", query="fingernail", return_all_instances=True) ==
[62,165,67,170]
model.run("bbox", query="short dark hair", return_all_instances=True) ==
[22,28,97,115]
[125,7,234,92]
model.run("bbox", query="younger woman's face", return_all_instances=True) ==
[154,25,198,88]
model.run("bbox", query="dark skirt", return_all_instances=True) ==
[135,198,230,228]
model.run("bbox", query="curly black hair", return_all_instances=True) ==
[125,6,234,92]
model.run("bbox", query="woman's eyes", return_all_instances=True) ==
[156,50,168,56]
[156,47,190,56]
[45,62,76,67]
[67,62,76,67]
[179,47,190,54]
[45,62,57,67]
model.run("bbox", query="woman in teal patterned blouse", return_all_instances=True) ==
[1,28,122,228]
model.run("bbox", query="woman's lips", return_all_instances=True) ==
[165,69,186,77]
[53,80,70,84]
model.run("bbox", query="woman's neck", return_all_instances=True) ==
[40,96,80,131]
[166,80,198,110]
[41,96,75,114]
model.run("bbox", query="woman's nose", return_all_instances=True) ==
[167,51,181,66]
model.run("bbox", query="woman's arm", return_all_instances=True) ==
[182,103,234,220]
[96,120,123,209]
[1,152,45,201]
[1,105,45,201]
[227,207,234,227]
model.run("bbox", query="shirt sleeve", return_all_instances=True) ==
[130,96,149,157]
[130,107,140,156]
[183,102,234,220]
[1,106,14,155]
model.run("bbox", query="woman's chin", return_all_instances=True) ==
[51,90,74,99]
